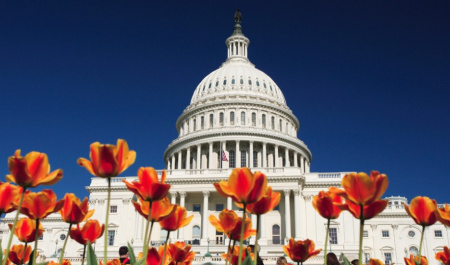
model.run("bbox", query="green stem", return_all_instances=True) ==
[81,244,87,265]
[237,204,247,265]
[142,201,153,261]
[3,188,26,265]
[324,219,330,265]
[19,242,28,265]
[104,178,112,265]
[161,231,170,265]
[254,215,260,265]
[418,225,425,261]
[32,219,40,265]
[358,205,364,265]
[59,223,73,265]
[224,238,233,265]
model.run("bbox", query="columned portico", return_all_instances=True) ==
[186,148,191,170]
[196,144,201,170]
[262,142,267,168]
[274,145,279,167]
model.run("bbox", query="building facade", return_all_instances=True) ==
[1,13,448,265]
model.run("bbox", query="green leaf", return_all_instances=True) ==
[36,262,48,265]
[127,242,137,265]
[27,250,35,265]
[135,259,145,265]
[342,254,351,265]
[242,255,253,265]
[87,241,98,265]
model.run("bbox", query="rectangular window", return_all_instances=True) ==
[216,204,224,211]
[230,112,235,125]
[110,205,117,213]
[108,230,115,246]
[241,112,245,125]
[364,253,370,265]
[329,228,338,244]
[435,230,443,238]
[384,253,392,265]
[241,151,247,167]
[382,230,390,238]
[219,113,224,126]
[252,113,256,126]
[193,204,201,212]
[201,116,204,129]
[363,230,368,238]
[253,151,258,167]
[229,150,235,168]
[193,119,196,131]
[209,114,213,128]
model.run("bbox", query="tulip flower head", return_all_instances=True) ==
[338,199,388,220]
[77,139,136,178]
[69,219,105,245]
[209,209,239,238]
[283,238,321,263]
[369,259,386,265]
[403,196,437,227]
[214,168,267,205]
[436,204,450,227]
[7,150,63,188]
[244,186,281,215]
[99,259,121,265]
[159,205,193,232]
[312,189,343,220]
[124,167,171,202]
[168,241,195,264]
[222,246,253,265]
[435,246,450,265]
[59,193,94,224]
[46,260,71,265]
[132,197,175,222]
[0,182,21,215]
[405,254,428,265]
[227,217,256,241]
[8,244,32,265]
[8,217,44,243]
[20,190,64,220]
[146,247,167,265]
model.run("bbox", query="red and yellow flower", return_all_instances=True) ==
[214,168,267,205]
[283,238,321,263]
[436,204,450,227]
[20,190,64,220]
[338,199,388,220]
[405,254,428,265]
[99,259,121,265]
[435,246,450,265]
[0,182,21,215]
[227,217,256,241]
[245,186,280,215]
[403,196,437,226]
[168,241,195,265]
[369,259,386,265]
[159,205,193,232]
[222,246,253,265]
[312,189,343,220]
[69,219,104,245]
[124,167,171,202]
[8,217,44,243]
[59,193,94,224]
[46,260,71,265]
[209,209,239,238]
[8,244,32,265]
[132,197,175,222]
[7,150,63,188]
[146,247,170,265]
[77,139,136,178]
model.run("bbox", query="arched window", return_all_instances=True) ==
[272,225,281,245]
[262,114,266,128]
[209,114,214,128]
[192,226,201,245]
[253,151,258,167]
[232,78,235,85]
[240,78,243,85]
[229,150,235,168]
[230,112,235,125]
[271,116,275,129]
[223,79,227,85]
[219,113,224,126]
[241,151,247,167]
[241,112,245,125]
[252,113,256,126]
[409,246,418,256]
[248,79,252,85]
[201,116,204,129]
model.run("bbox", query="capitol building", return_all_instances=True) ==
[1,13,448,265]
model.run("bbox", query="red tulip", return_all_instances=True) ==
[209,209,239,238]
[167,241,195,264]
[338,199,388,220]
[8,217,44,243]
[8,244,32,265]
[435,246,450,265]
[20,190,64,220]
[283,238,321,263]
[159,205,193,232]
[222,246,253,265]
[46,260,71,265]
[369,259,386,265]
[132,197,175,222]
[245,186,280,215]
[405,254,428,265]
[312,189,343,220]
[69,219,105,245]
[436,204,450,227]
[0,182,21,215]
[59,193,94,224]
[403,196,437,226]
[124,167,170,202]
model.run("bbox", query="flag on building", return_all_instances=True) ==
[221,150,228,161]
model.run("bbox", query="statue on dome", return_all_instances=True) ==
[234,9,242,24]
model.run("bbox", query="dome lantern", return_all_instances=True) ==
[226,9,250,60]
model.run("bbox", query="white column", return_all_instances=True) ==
[259,215,267,245]
[274,145,279,167]
[300,194,307,239]
[209,142,213,169]
[171,155,175,170]
[284,190,291,242]
[250,214,257,244]
[285,148,290,167]
[249,141,254,168]
[227,197,232,210]
[301,156,305,173]
[178,192,186,241]
[262,142,267,168]
[170,192,178,241]
[177,151,182,169]
[236,140,240,168]
[186,148,190,170]
[201,191,210,245]
[196,144,201,170]
[293,152,298,167]
[293,190,301,239]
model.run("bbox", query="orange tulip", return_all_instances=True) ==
[159,205,193,232]
[124,168,171,202]
[436,246,450,265]
[214,168,267,205]
[69,219,105,245]
[0,182,21,215]
[222,246,253,265]
[209,209,239,238]
[8,244,32,265]
[20,190,64,220]
[283,238,321,263]
[227,217,256,241]
[369,259,386,265]
[99,259,121,265]
[132,197,175,222]
[46,260,71,265]
[146,247,164,265]
[403,196,437,226]
[77,139,136,178]
[312,189,343,219]
[7,150,63,188]
[436,204,450,227]
[59,193,94,224]
[405,254,428,265]
[8,217,44,243]
[167,241,195,264]
[338,199,388,220]
[245,186,281,215]
[330,171,388,206]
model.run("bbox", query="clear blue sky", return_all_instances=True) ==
[1,1,449,204]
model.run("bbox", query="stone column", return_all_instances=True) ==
[209,142,213,169]
[171,155,175,170]
[262,142,267,168]
[274,145,279,167]
[259,215,267,245]
[284,190,291,242]
[186,148,190,170]
[293,190,301,239]
[196,144,201,170]
[236,140,240,167]
[201,191,210,245]
[177,151,182,170]
[170,192,178,241]
[249,141,254,168]
[178,192,186,241]
[301,156,305,173]
[293,152,298,167]
[285,148,290,167]
[227,197,232,210]
[299,193,307,239]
